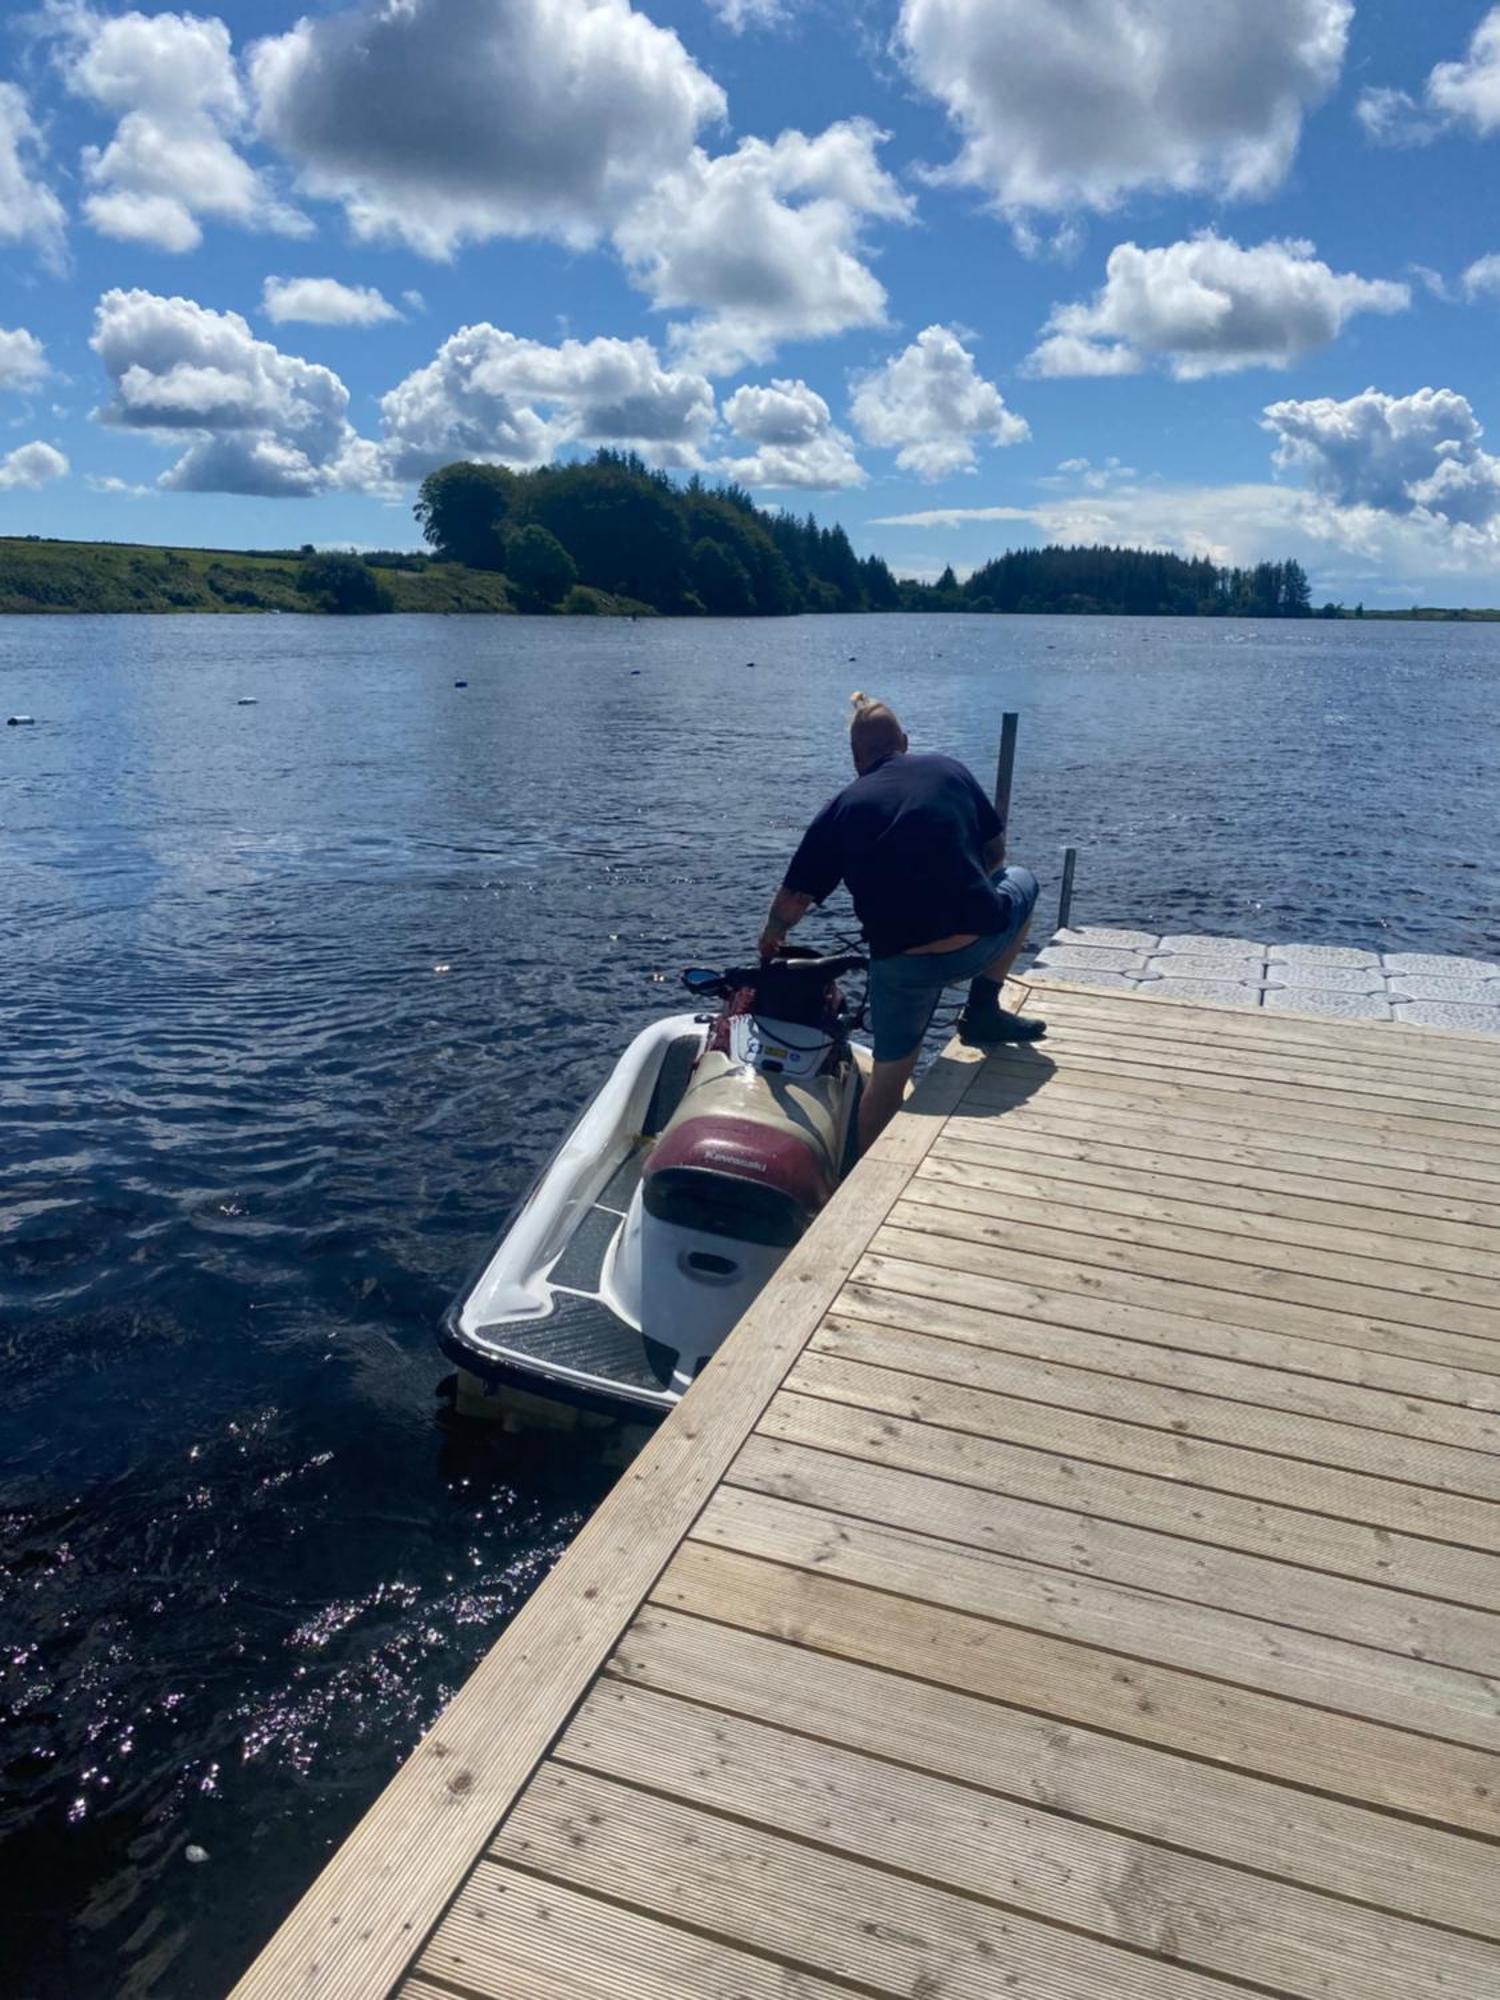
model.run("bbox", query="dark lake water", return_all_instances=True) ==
[2,610,1497,1997]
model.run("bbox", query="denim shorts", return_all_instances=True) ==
[867,866,1040,1063]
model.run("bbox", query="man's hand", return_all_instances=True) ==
[759,887,815,961]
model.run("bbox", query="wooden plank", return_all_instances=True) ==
[785,1344,1500,1550]
[493,1762,1257,2000]
[884,1196,1500,1347]
[1023,1016,1500,1111]
[715,1452,1500,1725]
[558,1678,1500,2000]
[965,1057,1500,1161]
[966,1064,1500,1179]
[1026,977,1500,1058]
[1027,983,1500,1072]
[930,1133,1500,1270]
[411,1864,859,2000]
[654,1540,1500,1833]
[826,1286,1500,1459]
[609,1606,1500,1943]
[905,1164,1500,1316]
[808,1315,1500,1505]
[946,1094,1500,1211]
[225,1046,981,2000]
[751,1396,1500,1635]
[867,1228,1500,1382]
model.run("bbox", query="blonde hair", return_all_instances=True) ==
[849,691,905,765]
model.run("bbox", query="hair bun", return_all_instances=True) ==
[850,690,870,707]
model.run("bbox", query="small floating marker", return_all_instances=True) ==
[185,1844,209,1865]
[630,669,642,676]
[433,962,451,975]
[454,679,468,688]
[236,697,257,706]
[7,714,35,726]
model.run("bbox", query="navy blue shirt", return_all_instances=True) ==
[783,752,1007,958]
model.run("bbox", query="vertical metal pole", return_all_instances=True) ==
[1057,846,1078,934]
[993,712,1019,834]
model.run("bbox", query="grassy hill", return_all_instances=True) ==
[0,537,518,615]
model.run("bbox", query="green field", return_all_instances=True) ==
[0,537,517,615]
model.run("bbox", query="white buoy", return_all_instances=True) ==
[185,1844,209,1864]
[7,714,35,726]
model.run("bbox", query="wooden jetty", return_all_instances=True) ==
[233,972,1500,2000]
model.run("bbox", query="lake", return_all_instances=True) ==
[2,610,1497,1997]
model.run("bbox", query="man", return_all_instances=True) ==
[759,695,1045,1154]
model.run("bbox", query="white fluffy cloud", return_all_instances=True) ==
[0,328,49,392]
[1428,8,1500,135]
[851,325,1028,479]
[1263,386,1500,529]
[720,378,864,489]
[90,288,378,495]
[1463,254,1500,300]
[899,0,1351,215]
[0,82,67,268]
[1359,10,1500,147]
[251,0,725,258]
[378,324,717,479]
[262,276,400,326]
[52,5,307,252]
[1029,233,1409,380]
[0,441,69,489]
[615,121,910,374]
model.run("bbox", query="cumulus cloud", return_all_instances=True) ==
[1263,386,1500,528]
[90,288,379,495]
[0,82,68,268]
[0,327,49,393]
[378,323,717,479]
[0,440,69,489]
[720,377,865,489]
[1463,254,1500,300]
[1428,8,1500,135]
[851,325,1028,479]
[251,0,725,258]
[898,0,1351,216]
[1360,10,1500,147]
[50,4,307,252]
[615,121,911,374]
[262,276,400,326]
[1029,233,1409,380]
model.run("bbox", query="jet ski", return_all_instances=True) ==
[440,948,870,1426]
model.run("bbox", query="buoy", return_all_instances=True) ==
[236,697,257,706]
[454,679,468,688]
[7,714,35,726]
[630,669,642,676]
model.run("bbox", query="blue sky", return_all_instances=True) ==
[3,0,1500,601]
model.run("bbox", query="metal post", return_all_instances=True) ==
[993,712,1019,835]
[1057,846,1078,934]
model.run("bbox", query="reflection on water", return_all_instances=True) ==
[1,611,1497,1995]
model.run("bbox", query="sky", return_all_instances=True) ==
[2,0,1500,603]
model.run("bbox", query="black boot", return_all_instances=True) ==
[958,973,1046,1046]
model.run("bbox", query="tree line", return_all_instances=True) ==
[414,452,899,615]
[411,451,1331,619]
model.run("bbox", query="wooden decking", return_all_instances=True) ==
[233,975,1500,2000]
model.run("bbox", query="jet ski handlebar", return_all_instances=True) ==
[682,952,868,998]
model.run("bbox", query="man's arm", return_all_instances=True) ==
[759,887,816,962]
[981,832,1007,875]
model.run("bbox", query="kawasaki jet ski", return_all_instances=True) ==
[441,949,870,1426]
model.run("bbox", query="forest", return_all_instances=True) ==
[415,453,1331,619]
